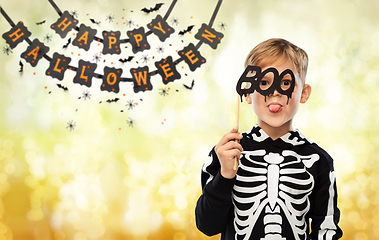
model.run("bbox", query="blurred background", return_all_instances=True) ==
[1,0,379,239]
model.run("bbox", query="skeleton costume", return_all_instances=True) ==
[195,125,342,240]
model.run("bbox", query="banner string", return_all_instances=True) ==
[47,0,63,16]
[208,0,222,27]
[163,0,178,20]
[194,0,222,50]
[0,7,16,27]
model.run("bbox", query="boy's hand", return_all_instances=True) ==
[215,127,243,179]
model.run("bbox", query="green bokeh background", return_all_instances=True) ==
[1,0,379,239]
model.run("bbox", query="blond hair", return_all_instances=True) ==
[244,38,308,84]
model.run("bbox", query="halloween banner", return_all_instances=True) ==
[1,0,224,94]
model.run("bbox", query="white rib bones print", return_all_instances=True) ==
[232,149,320,240]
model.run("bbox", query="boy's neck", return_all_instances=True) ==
[257,120,293,140]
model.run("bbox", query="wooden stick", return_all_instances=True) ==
[234,95,240,170]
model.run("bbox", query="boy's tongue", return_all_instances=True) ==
[269,104,282,113]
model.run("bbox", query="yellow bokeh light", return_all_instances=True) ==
[1,0,379,239]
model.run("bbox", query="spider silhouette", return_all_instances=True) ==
[126,100,136,110]
[3,45,12,55]
[70,10,79,18]
[92,53,102,63]
[125,18,135,28]
[171,17,179,26]
[82,90,91,100]
[156,46,164,53]
[126,118,135,127]
[43,33,53,43]
[141,54,150,63]
[218,22,227,30]
[66,120,76,131]
[159,88,169,96]
[106,14,115,23]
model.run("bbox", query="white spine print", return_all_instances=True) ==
[261,153,286,240]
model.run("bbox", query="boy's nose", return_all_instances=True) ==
[271,89,281,96]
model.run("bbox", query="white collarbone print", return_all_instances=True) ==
[232,149,320,240]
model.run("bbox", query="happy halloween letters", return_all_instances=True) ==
[2,11,224,93]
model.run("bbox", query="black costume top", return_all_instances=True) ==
[195,125,343,240]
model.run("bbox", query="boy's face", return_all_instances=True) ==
[246,59,310,130]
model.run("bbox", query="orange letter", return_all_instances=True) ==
[133,34,143,47]
[53,58,62,73]
[184,50,198,65]
[27,46,40,60]
[153,22,166,34]
[108,36,116,49]
[77,31,89,45]
[161,63,174,78]
[201,29,216,43]
[80,65,88,82]
[9,28,24,42]
[57,18,72,32]
[107,72,117,85]
[133,71,147,86]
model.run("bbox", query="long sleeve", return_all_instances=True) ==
[195,147,236,236]
[309,155,343,240]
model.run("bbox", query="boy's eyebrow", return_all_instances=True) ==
[280,72,293,77]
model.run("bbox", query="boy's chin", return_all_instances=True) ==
[261,119,291,129]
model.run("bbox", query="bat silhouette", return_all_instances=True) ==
[36,20,46,25]
[106,98,120,103]
[141,3,164,13]
[63,38,71,49]
[19,61,24,73]
[57,84,68,91]
[183,80,194,90]
[179,25,194,35]
[119,56,134,63]
[90,19,101,25]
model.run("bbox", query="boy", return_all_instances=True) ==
[195,38,342,239]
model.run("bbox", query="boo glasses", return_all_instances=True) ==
[236,65,296,104]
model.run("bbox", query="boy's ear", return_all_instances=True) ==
[245,93,252,104]
[300,84,311,104]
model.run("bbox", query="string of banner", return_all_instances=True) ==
[1,0,224,94]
